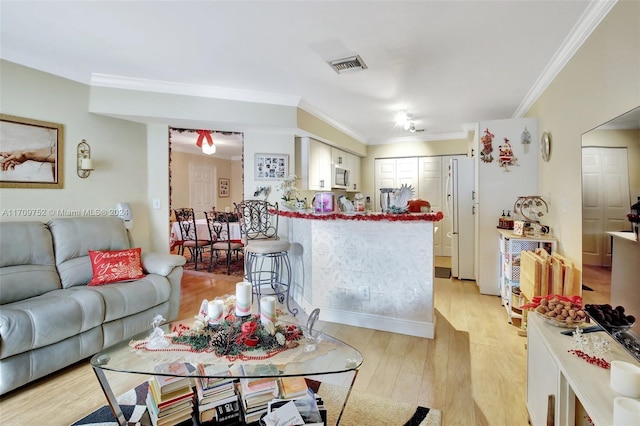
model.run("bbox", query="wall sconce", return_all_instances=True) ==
[77,139,94,178]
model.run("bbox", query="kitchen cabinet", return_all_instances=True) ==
[498,230,556,324]
[295,137,331,191]
[346,152,361,192]
[526,314,640,426]
[330,147,361,192]
[527,318,561,426]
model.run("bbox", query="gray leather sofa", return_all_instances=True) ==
[0,217,186,395]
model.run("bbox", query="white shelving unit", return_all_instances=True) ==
[498,229,556,324]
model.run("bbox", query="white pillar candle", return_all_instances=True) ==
[207,299,225,324]
[235,281,252,317]
[260,296,277,326]
[613,397,640,426]
[611,360,640,398]
[81,158,93,170]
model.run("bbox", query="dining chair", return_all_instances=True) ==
[234,200,298,316]
[173,207,212,271]
[205,210,243,275]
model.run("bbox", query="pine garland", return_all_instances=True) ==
[171,314,303,356]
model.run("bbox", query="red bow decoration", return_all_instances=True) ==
[236,320,259,344]
[195,130,213,148]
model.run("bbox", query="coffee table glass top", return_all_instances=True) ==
[90,320,363,379]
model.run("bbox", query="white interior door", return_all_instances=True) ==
[582,147,630,266]
[190,163,216,218]
[396,157,418,188]
[374,158,398,212]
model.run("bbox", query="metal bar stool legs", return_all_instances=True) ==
[245,250,298,316]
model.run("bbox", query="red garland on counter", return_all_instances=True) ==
[568,349,611,369]
[277,210,444,222]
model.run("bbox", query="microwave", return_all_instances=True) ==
[333,166,350,189]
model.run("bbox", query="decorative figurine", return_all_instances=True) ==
[480,128,495,163]
[498,137,518,171]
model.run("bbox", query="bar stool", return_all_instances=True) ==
[234,200,298,316]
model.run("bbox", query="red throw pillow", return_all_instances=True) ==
[88,248,145,286]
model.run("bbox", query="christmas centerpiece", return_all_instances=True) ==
[130,283,336,365]
[168,296,305,361]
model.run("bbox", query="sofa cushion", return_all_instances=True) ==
[0,221,61,305]
[48,217,131,288]
[0,287,105,359]
[88,248,145,286]
[87,274,172,322]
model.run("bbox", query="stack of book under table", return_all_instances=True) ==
[146,362,195,426]
[195,364,240,425]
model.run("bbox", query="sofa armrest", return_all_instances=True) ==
[141,253,186,277]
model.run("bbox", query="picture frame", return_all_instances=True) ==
[254,153,288,180]
[218,178,230,198]
[0,114,64,188]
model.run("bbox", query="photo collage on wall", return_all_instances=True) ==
[255,153,288,180]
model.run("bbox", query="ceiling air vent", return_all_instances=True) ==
[328,55,368,74]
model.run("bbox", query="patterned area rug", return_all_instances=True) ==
[180,251,245,277]
[72,381,442,426]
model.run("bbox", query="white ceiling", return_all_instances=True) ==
[1,0,613,153]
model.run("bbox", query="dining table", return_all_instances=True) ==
[170,218,241,250]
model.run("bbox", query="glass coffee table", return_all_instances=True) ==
[90,316,363,426]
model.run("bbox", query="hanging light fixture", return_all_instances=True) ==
[394,110,411,128]
[195,130,216,155]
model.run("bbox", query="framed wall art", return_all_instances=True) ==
[0,114,64,188]
[218,178,230,197]
[254,153,288,180]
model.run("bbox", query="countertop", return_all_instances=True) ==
[278,210,444,222]
[607,231,638,242]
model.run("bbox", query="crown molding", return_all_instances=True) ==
[297,99,368,144]
[512,0,618,118]
[367,127,474,145]
[90,73,301,106]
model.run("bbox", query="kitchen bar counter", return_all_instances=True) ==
[278,210,444,222]
[283,211,443,338]
[607,231,640,334]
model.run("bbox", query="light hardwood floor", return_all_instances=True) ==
[0,258,611,426]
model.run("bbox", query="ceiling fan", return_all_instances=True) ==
[408,123,425,133]
[394,111,425,133]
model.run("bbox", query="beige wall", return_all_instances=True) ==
[525,0,640,266]
[297,108,366,156]
[0,60,153,250]
[169,150,237,213]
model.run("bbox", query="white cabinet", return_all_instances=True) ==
[346,152,361,192]
[526,314,640,426]
[296,137,331,191]
[330,147,361,192]
[498,230,556,324]
[527,316,561,426]
[331,147,347,168]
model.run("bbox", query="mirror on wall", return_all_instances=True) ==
[581,106,640,297]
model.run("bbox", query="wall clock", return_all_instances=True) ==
[541,132,551,161]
